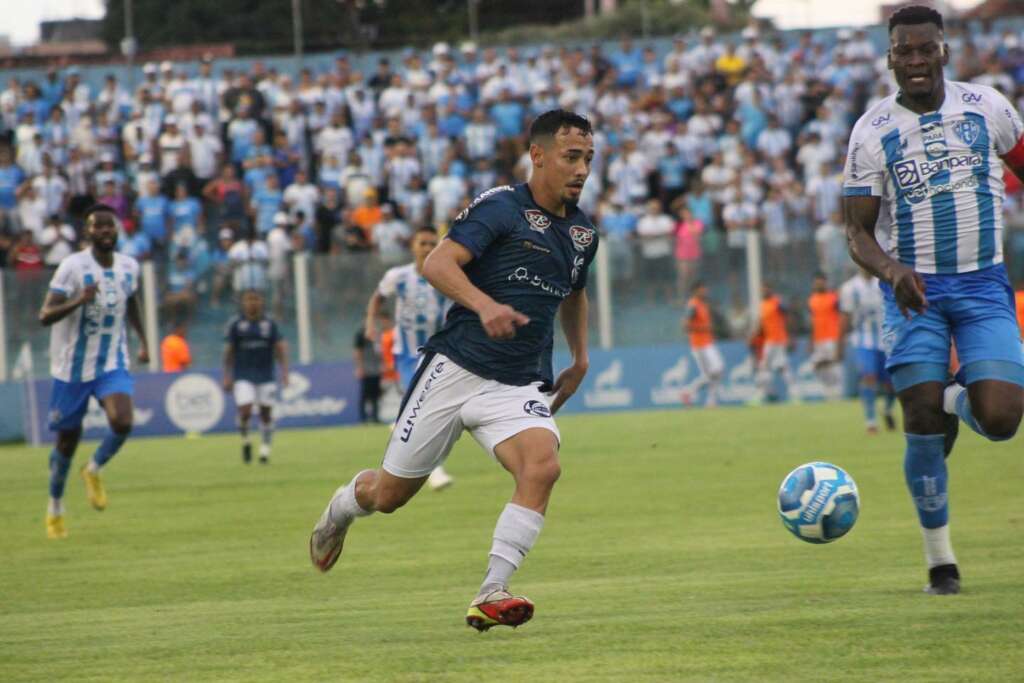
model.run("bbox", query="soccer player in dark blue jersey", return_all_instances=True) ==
[310,110,597,631]
[223,290,289,464]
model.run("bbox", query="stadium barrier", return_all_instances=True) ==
[15,340,844,445]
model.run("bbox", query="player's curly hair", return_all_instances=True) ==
[889,5,943,33]
[529,109,592,143]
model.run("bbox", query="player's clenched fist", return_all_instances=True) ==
[890,263,928,318]
[478,301,530,340]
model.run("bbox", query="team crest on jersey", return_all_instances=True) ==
[524,209,551,233]
[260,321,271,337]
[952,119,981,147]
[569,225,595,252]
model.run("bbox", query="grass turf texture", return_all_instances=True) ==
[2,402,1023,682]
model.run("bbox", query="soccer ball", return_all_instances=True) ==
[777,462,860,544]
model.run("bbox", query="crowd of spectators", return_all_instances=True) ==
[0,22,1023,334]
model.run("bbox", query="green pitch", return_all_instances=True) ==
[2,403,1023,682]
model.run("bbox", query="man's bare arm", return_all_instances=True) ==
[844,195,926,317]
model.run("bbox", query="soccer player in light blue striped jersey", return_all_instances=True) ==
[38,205,149,539]
[364,226,454,490]
[839,269,896,433]
[843,5,1024,595]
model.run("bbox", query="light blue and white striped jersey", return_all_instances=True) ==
[376,263,448,359]
[843,81,1024,274]
[48,250,140,382]
[838,274,883,350]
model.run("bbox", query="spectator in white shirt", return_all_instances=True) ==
[283,170,320,223]
[635,199,676,303]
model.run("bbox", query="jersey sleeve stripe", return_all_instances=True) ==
[965,112,997,269]
[842,186,875,197]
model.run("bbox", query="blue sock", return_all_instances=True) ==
[92,432,128,468]
[903,433,948,529]
[860,385,877,422]
[954,389,1013,441]
[49,449,73,499]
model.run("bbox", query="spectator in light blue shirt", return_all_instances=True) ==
[0,147,24,211]
[600,193,639,281]
[489,91,525,139]
[135,178,171,248]
[170,183,203,235]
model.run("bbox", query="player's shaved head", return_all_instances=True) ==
[888,4,943,33]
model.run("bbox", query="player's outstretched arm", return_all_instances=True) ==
[365,291,385,341]
[126,293,150,364]
[222,342,235,391]
[422,239,529,340]
[844,195,926,318]
[550,289,590,414]
[39,288,94,327]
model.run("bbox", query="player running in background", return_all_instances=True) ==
[365,226,454,490]
[807,273,843,400]
[38,205,149,539]
[309,110,598,632]
[844,5,1024,594]
[753,283,796,402]
[222,290,289,465]
[840,268,897,433]
[681,281,724,406]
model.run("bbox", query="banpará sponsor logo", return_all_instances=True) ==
[507,266,571,298]
[583,359,633,408]
[276,371,347,419]
[892,154,983,189]
[165,374,225,433]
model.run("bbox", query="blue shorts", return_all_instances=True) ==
[48,369,134,432]
[881,264,1024,390]
[855,348,889,382]
[395,353,421,392]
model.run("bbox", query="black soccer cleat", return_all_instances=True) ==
[884,412,897,432]
[242,443,252,464]
[925,564,961,595]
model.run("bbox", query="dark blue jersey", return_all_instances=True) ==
[225,315,280,384]
[424,184,599,387]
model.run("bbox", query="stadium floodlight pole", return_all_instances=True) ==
[595,239,613,350]
[292,0,304,73]
[141,260,160,371]
[293,252,312,364]
[745,228,763,336]
[0,273,7,382]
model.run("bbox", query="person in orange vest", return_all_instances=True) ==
[1016,283,1024,340]
[379,324,399,387]
[160,321,192,373]
[753,282,796,402]
[807,272,843,400]
[681,281,724,406]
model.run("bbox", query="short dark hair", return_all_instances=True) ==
[889,5,943,33]
[529,109,592,145]
[414,225,438,236]
[83,203,118,221]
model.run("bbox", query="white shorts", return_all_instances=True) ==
[382,353,561,479]
[760,343,789,372]
[810,340,839,364]
[234,380,277,408]
[692,345,724,378]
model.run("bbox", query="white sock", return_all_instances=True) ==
[922,525,957,568]
[943,383,965,415]
[86,460,100,474]
[48,497,64,516]
[328,470,374,525]
[481,503,545,593]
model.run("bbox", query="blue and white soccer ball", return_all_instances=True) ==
[777,462,860,544]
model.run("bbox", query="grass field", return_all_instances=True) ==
[2,402,1023,682]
